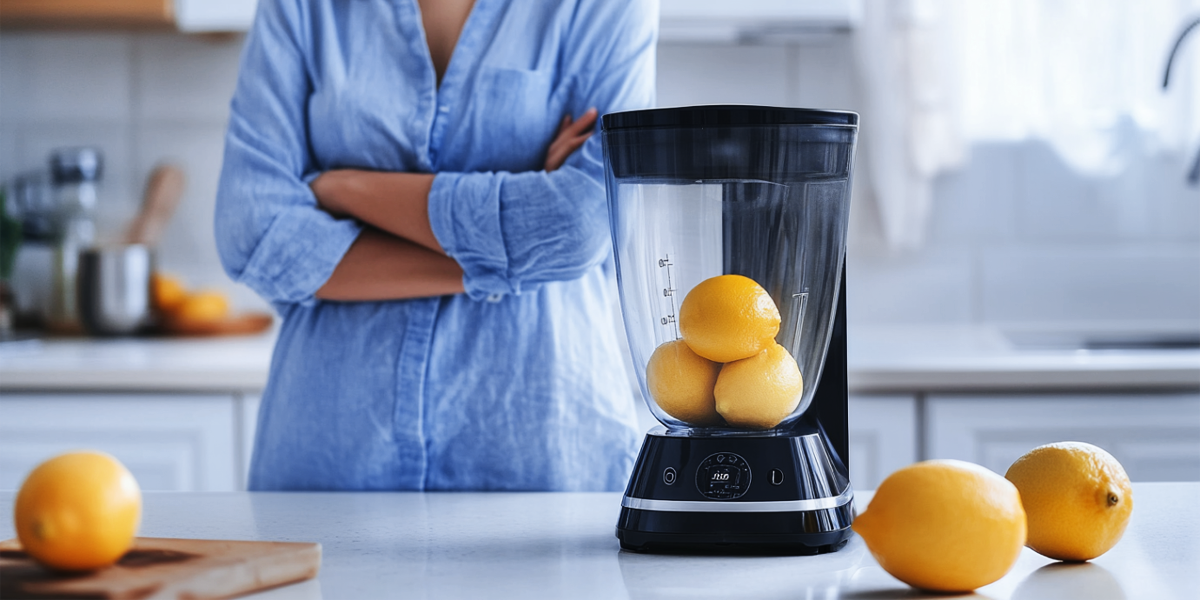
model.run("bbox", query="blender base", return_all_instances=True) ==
[616,428,854,554]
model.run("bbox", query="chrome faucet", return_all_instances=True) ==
[1163,16,1200,186]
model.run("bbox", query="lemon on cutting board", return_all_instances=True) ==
[678,274,780,363]
[1005,441,1133,562]
[852,459,1027,593]
[13,451,142,571]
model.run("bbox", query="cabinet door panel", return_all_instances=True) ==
[927,394,1200,482]
[0,394,237,492]
[848,395,917,489]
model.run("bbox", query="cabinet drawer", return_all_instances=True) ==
[0,394,238,492]
[927,393,1200,482]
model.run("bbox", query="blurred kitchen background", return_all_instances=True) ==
[1,0,1198,492]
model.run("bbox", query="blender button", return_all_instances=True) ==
[770,469,784,485]
[663,467,677,485]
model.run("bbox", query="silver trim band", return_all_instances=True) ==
[621,485,854,513]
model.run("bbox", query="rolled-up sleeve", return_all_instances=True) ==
[214,0,361,305]
[428,0,657,301]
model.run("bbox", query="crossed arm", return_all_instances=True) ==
[310,108,599,302]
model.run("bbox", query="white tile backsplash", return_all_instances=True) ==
[133,33,243,124]
[846,249,975,324]
[981,245,1200,327]
[792,38,861,111]
[21,33,133,124]
[656,43,790,107]
[0,34,33,127]
[927,144,1020,243]
[1,30,1197,330]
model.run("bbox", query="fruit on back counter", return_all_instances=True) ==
[152,272,230,324]
[1005,441,1134,561]
[13,451,142,571]
[648,274,801,429]
[852,459,1027,593]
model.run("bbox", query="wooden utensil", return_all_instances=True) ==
[124,165,185,246]
[0,537,320,600]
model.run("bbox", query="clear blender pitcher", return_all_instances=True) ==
[604,106,859,553]
[604,107,856,434]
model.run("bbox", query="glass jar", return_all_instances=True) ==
[47,147,102,333]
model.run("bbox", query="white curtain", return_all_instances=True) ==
[855,0,1200,249]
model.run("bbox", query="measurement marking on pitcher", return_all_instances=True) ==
[659,254,680,338]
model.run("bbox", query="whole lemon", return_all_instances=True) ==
[14,451,142,571]
[150,273,187,313]
[713,343,802,430]
[174,290,230,323]
[678,274,780,363]
[1004,441,1133,562]
[646,339,723,427]
[853,460,1027,593]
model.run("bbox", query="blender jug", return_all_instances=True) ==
[602,106,858,553]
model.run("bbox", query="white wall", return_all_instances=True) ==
[2,31,1198,331]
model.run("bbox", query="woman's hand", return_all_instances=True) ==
[545,107,597,172]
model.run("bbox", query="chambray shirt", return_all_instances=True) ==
[215,0,657,490]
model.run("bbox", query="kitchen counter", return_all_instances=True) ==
[848,325,1200,392]
[0,333,275,392]
[0,483,1195,599]
[1,324,1197,393]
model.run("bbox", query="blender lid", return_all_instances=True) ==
[602,105,858,131]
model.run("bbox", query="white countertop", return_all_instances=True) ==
[1,324,1197,393]
[0,333,276,392]
[0,483,1195,599]
[847,325,1200,392]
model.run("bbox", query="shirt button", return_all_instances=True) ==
[486,293,503,303]
[438,105,449,113]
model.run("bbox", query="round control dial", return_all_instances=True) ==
[696,452,752,499]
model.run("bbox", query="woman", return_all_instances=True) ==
[215,0,657,490]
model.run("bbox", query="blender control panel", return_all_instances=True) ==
[696,452,751,499]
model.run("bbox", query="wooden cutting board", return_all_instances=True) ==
[0,537,320,600]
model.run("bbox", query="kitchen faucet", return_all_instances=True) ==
[1163,16,1200,186]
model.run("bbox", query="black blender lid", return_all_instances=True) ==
[602,105,858,130]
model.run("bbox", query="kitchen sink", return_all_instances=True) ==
[1003,331,1200,351]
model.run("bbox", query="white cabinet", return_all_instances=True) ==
[0,393,260,492]
[847,395,917,489]
[175,0,258,33]
[927,393,1200,482]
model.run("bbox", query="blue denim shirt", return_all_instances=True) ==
[215,0,657,490]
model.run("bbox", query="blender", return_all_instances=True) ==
[601,106,858,553]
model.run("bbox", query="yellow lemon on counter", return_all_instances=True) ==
[713,343,802,430]
[646,339,723,427]
[173,290,230,323]
[150,272,187,313]
[14,451,142,571]
[852,459,1027,593]
[1005,441,1133,562]
[678,274,780,363]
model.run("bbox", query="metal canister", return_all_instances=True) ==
[77,244,152,336]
